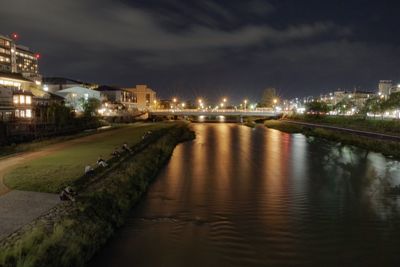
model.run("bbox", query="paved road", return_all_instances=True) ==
[284,120,400,142]
[0,190,59,240]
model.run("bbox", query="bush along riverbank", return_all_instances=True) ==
[0,123,195,267]
[264,120,400,160]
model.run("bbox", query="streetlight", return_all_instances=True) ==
[181,103,186,108]
[244,99,248,110]
[223,98,227,103]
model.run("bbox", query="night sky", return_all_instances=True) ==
[1,0,399,102]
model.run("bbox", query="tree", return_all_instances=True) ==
[82,98,101,117]
[259,88,279,107]
[306,101,330,114]
[381,92,400,111]
[359,96,382,119]
[334,98,356,115]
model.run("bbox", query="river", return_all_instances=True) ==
[89,123,400,267]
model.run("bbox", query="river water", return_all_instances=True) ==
[89,123,400,267]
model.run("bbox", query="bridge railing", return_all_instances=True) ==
[150,108,276,113]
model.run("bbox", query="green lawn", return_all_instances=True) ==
[4,123,174,193]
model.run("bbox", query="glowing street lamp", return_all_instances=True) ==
[244,99,248,110]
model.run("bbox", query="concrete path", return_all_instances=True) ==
[0,190,59,240]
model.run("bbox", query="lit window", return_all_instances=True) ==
[19,95,25,104]
[15,110,19,117]
[26,109,32,118]
[20,110,25,117]
[26,96,31,104]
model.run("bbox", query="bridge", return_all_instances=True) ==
[149,109,282,121]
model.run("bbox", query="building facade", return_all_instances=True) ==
[0,35,12,73]
[42,77,97,93]
[55,86,101,112]
[124,85,156,110]
[378,80,393,96]
[0,34,40,82]
[95,85,135,109]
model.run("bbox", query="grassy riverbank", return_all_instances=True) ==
[287,115,400,136]
[0,123,194,267]
[0,125,118,159]
[4,123,173,193]
[264,120,400,159]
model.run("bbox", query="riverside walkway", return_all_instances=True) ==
[0,191,59,240]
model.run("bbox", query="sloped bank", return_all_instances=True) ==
[0,124,195,267]
[264,120,400,159]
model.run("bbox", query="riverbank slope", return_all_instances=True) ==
[264,119,400,159]
[0,123,194,267]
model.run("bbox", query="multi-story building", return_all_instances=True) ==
[124,85,156,110]
[378,80,393,96]
[0,35,12,73]
[0,34,40,82]
[95,85,135,110]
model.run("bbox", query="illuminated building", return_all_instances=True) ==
[55,86,101,112]
[0,72,37,121]
[0,35,12,73]
[95,85,136,110]
[0,34,40,82]
[42,77,98,93]
[378,80,393,96]
[124,85,157,110]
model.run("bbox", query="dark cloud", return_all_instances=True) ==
[0,0,399,101]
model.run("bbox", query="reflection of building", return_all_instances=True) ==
[124,85,156,110]
[55,86,100,112]
[42,77,97,93]
[0,34,40,83]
